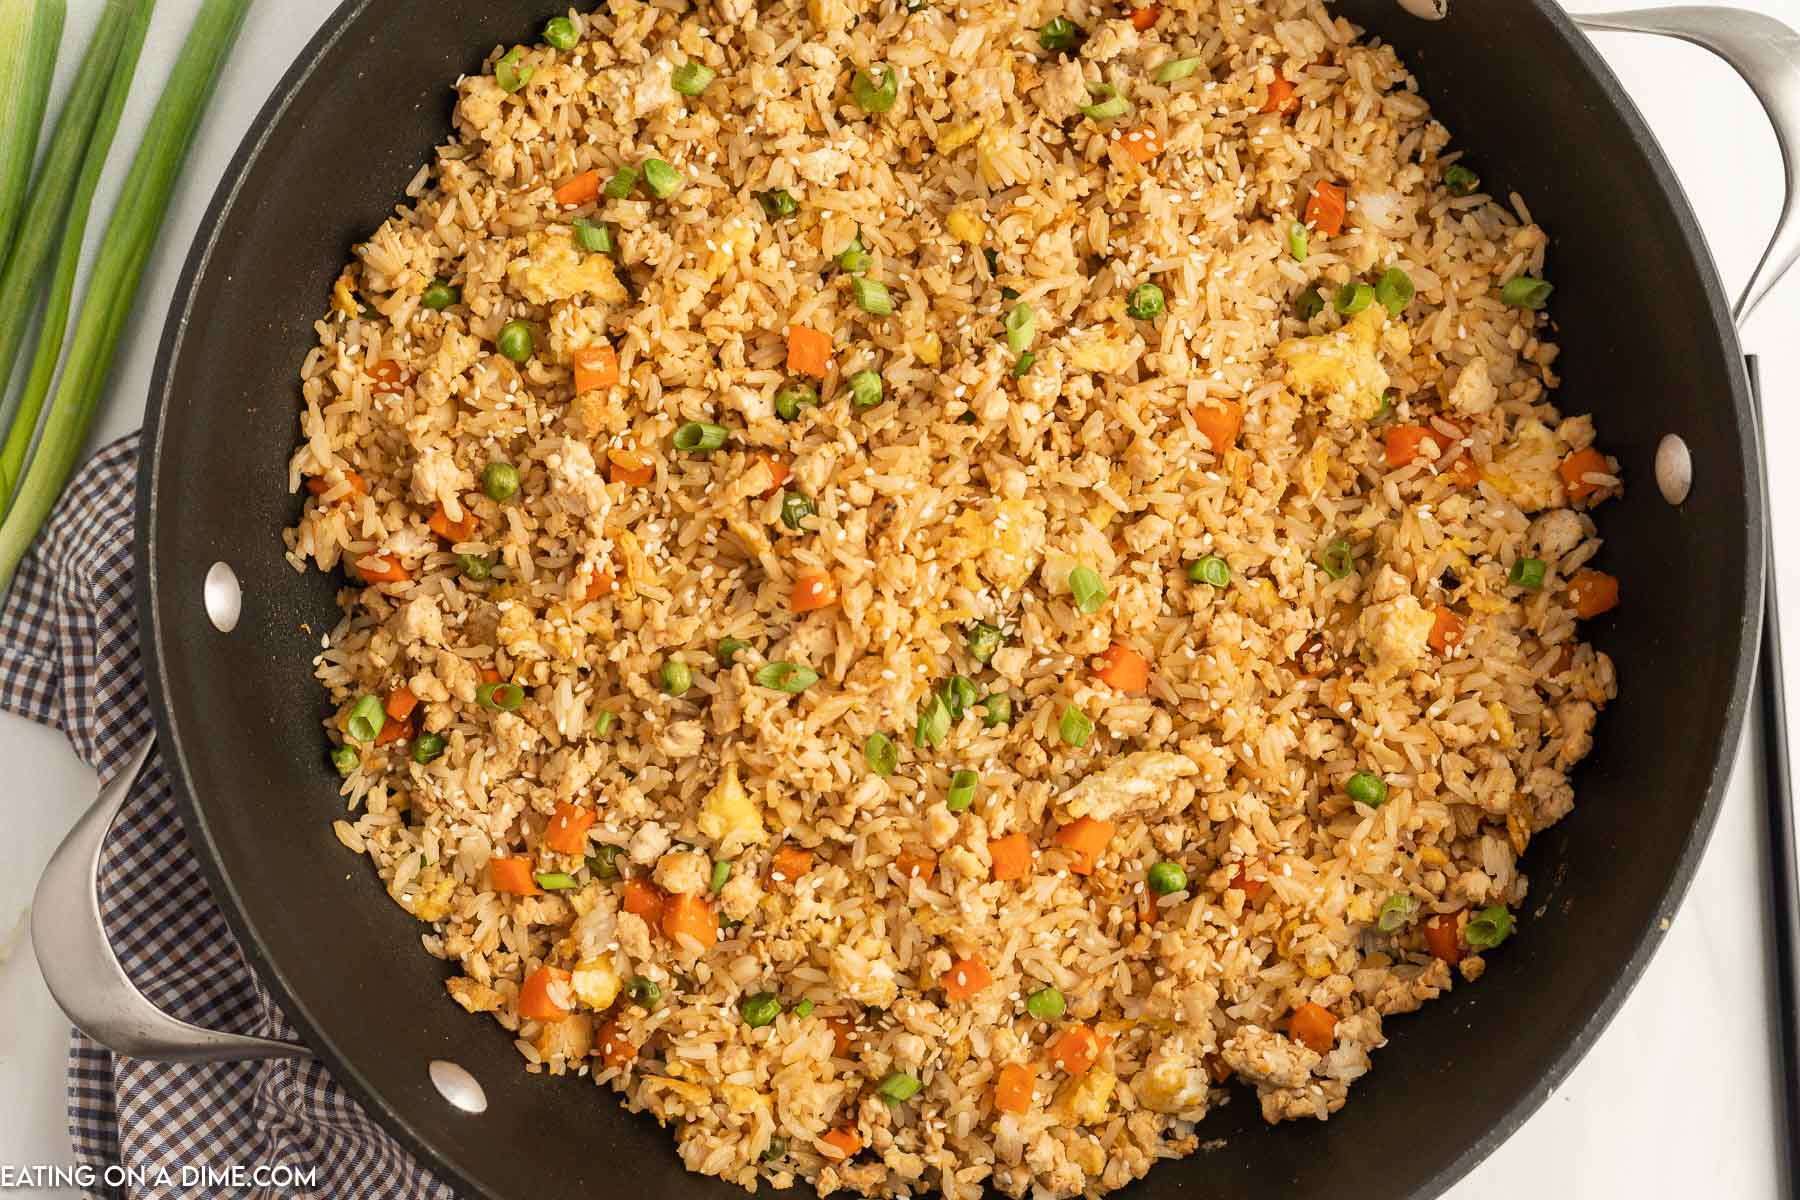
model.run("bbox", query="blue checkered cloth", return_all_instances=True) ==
[0,434,455,1199]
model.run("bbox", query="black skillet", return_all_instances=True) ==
[119,1,1797,1196]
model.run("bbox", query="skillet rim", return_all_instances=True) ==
[134,1,1767,1196]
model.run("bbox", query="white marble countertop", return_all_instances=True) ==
[2,1,1796,1195]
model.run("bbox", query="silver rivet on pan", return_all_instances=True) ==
[203,561,241,632]
[1397,0,1449,19]
[1655,434,1692,506]
[429,1060,488,1114]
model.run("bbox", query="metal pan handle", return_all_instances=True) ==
[1574,7,1800,326]
[31,739,311,1062]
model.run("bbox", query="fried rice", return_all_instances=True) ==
[284,1,1623,1195]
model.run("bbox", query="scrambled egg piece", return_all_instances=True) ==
[937,121,986,155]
[1134,1041,1211,1115]
[1276,305,1395,420]
[571,957,623,1010]
[535,1011,594,1061]
[697,763,767,857]
[1054,1068,1117,1125]
[408,874,457,923]
[704,215,756,280]
[1068,333,1138,375]
[945,204,985,244]
[1359,593,1434,676]
[1059,751,1198,822]
[1485,418,1566,512]
[947,498,1045,593]
[507,229,629,306]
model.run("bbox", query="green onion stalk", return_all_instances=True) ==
[0,0,67,266]
[0,0,252,594]
[0,0,137,434]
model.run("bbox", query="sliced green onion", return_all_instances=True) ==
[411,732,446,764]
[1147,861,1187,895]
[421,278,461,309]
[758,188,797,220]
[878,1071,922,1102]
[495,46,534,93]
[1013,351,1035,378]
[534,870,578,890]
[774,381,819,421]
[710,859,732,892]
[1377,893,1416,933]
[603,165,640,198]
[1068,566,1107,613]
[1375,266,1414,316]
[587,845,623,879]
[0,0,64,270]
[1374,390,1394,421]
[1187,555,1230,587]
[1334,281,1374,315]
[1345,771,1389,807]
[940,674,976,720]
[627,975,662,1009]
[1464,905,1515,949]
[1295,286,1325,321]
[1501,276,1553,310]
[1004,302,1036,353]
[741,991,782,1027]
[1509,557,1546,589]
[915,693,950,748]
[1059,705,1093,747]
[946,768,979,812]
[1125,281,1164,320]
[641,157,681,198]
[979,692,1012,727]
[660,658,692,696]
[0,0,246,568]
[851,275,894,316]
[673,421,729,453]
[966,622,1004,663]
[672,60,715,96]
[1079,82,1129,121]
[1315,536,1356,580]
[716,637,750,665]
[497,320,534,362]
[1038,15,1084,53]
[852,65,898,113]
[836,232,870,275]
[1287,221,1308,262]
[476,681,525,712]
[1155,57,1200,84]
[780,492,815,532]
[1443,163,1479,196]
[573,218,615,255]
[330,744,360,777]
[481,461,520,501]
[543,15,579,50]
[865,731,898,776]
[755,661,819,693]
[848,369,884,409]
[592,710,616,737]
[793,998,815,1018]
[1025,986,1064,1020]
[347,695,386,743]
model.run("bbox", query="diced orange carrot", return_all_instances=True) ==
[661,893,719,948]
[1094,643,1150,693]
[1424,913,1463,965]
[518,965,573,1021]
[369,359,408,395]
[1261,76,1298,115]
[1385,422,1474,483]
[479,667,503,684]
[1193,399,1243,453]
[427,501,479,544]
[384,687,419,721]
[306,469,367,497]
[544,803,596,855]
[791,571,839,613]
[1559,447,1611,502]
[1304,180,1347,236]
[825,1017,856,1057]
[1205,1053,1233,1084]
[787,324,833,378]
[621,878,666,925]
[1054,816,1116,876]
[1128,3,1160,30]
[1568,569,1620,619]
[490,857,541,895]
[756,453,790,498]
[995,1062,1036,1114]
[769,845,813,885]
[1228,862,1267,903]
[1135,893,1158,926]
[607,448,655,487]
[820,1127,862,1159]
[1428,606,1467,656]
[584,567,618,600]
[894,852,937,882]
[375,716,412,746]
[1048,1024,1104,1074]
[942,956,993,1001]
[553,169,601,208]
[1289,1002,1338,1053]
[988,833,1032,882]
[1119,124,1163,164]
[357,554,410,584]
[596,1018,637,1068]
[573,343,620,391]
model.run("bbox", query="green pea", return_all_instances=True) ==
[852,66,898,113]
[1444,163,1479,196]
[848,369,884,409]
[763,1137,789,1161]
[330,745,360,777]
[716,637,750,666]
[543,16,579,49]
[1025,986,1065,1020]
[965,622,1004,663]
[456,553,492,581]
[661,658,692,696]
[627,975,662,1009]
[1147,861,1187,895]
[780,492,815,532]
[481,462,520,502]
[1038,15,1084,53]
[774,381,819,421]
[741,992,782,1027]
[1125,282,1164,320]
[979,692,1012,728]
[496,320,534,362]
[1345,771,1389,807]
[411,733,446,764]
[759,189,797,220]
[421,279,460,310]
